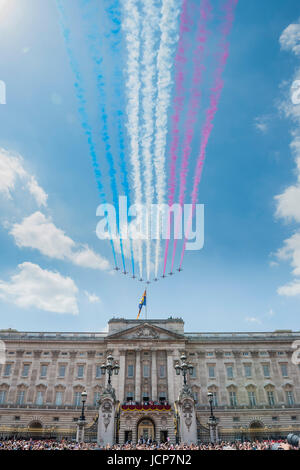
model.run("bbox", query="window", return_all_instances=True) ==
[260,351,268,356]
[0,390,7,404]
[267,391,275,406]
[128,364,134,378]
[226,366,234,379]
[277,351,284,356]
[77,365,84,378]
[53,417,59,422]
[142,391,149,401]
[3,364,12,376]
[286,391,294,406]
[242,352,249,356]
[21,364,30,377]
[280,364,288,377]
[193,392,198,403]
[291,416,297,421]
[36,391,44,406]
[58,365,66,378]
[14,416,20,421]
[96,366,102,378]
[74,392,81,406]
[229,391,237,406]
[233,416,240,422]
[94,392,101,406]
[206,352,213,357]
[159,365,166,378]
[272,416,278,421]
[126,391,134,402]
[143,364,150,378]
[212,392,218,407]
[208,366,215,378]
[55,391,63,406]
[40,365,48,378]
[190,367,196,378]
[248,391,256,407]
[17,390,25,405]
[262,365,270,378]
[244,365,252,377]
[224,352,232,356]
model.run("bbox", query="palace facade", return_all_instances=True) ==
[0,317,300,443]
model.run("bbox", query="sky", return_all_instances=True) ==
[0,0,300,333]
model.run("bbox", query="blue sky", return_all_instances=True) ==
[0,0,300,333]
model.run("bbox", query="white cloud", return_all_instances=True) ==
[27,176,48,207]
[280,21,300,55]
[84,291,101,303]
[276,232,300,276]
[10,211,110,271]
[275,20,300,295]
[254,115,269,133]
[277,280,300,297]
[0,149,26,199]
[0,148,47,207]
[0,262,79,314]
[245,316,262,325]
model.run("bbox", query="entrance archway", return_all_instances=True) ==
[137,418,155,441]
[249,420,264,440]
[29,421,43,429]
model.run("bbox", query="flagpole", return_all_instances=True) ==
[145,287,147,320]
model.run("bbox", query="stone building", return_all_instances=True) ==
[0,317,300,443]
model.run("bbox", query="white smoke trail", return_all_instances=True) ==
[122,0,143,279]
[141,0,160,281]
[153,0,182,278]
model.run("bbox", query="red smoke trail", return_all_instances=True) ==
[179,0,238,269]
[162,0,189,277]
[170,0,211,273]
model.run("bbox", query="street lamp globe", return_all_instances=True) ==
[81,390,87,403]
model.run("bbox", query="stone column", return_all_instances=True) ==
[151,350,157,401]
[118,351,126,404]
[177,395,197,444]
[97,390,118,447]
[135,351,141,402]
[167,350,175,404]
[76,419,86,442]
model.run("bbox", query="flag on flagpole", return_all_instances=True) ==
[137,290,146,319]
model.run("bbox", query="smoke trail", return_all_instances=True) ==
[56,0,117,268]
[153,0,182,278]
[179,0,238,268]
[104,0,136,277]
[79,0,127,273]
[122,0,143,279]
[162,0,190,276]
[140,0,160,281]
[170,0,211,273]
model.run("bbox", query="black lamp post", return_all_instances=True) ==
[207,392,215,419]
[80,390,87,421]
[174,353,194,386]
[101,354,120,387]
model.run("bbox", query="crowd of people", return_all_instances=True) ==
[0,438,297,450]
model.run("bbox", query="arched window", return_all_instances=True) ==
[227,385,238,407]
[246,385,257,407]
[264,385,276,406]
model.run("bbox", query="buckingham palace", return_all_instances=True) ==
[0,317,300,444]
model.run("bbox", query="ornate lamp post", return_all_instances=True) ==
[174,353,194,386]
[101,354,120,389]
[207,392,218,444]
[76,390,87,443]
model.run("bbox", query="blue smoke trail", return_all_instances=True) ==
[56,0,118,268]
[79,0,127,275]
[104,0,136,277]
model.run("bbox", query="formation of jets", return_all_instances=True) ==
[113,266,183,282]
